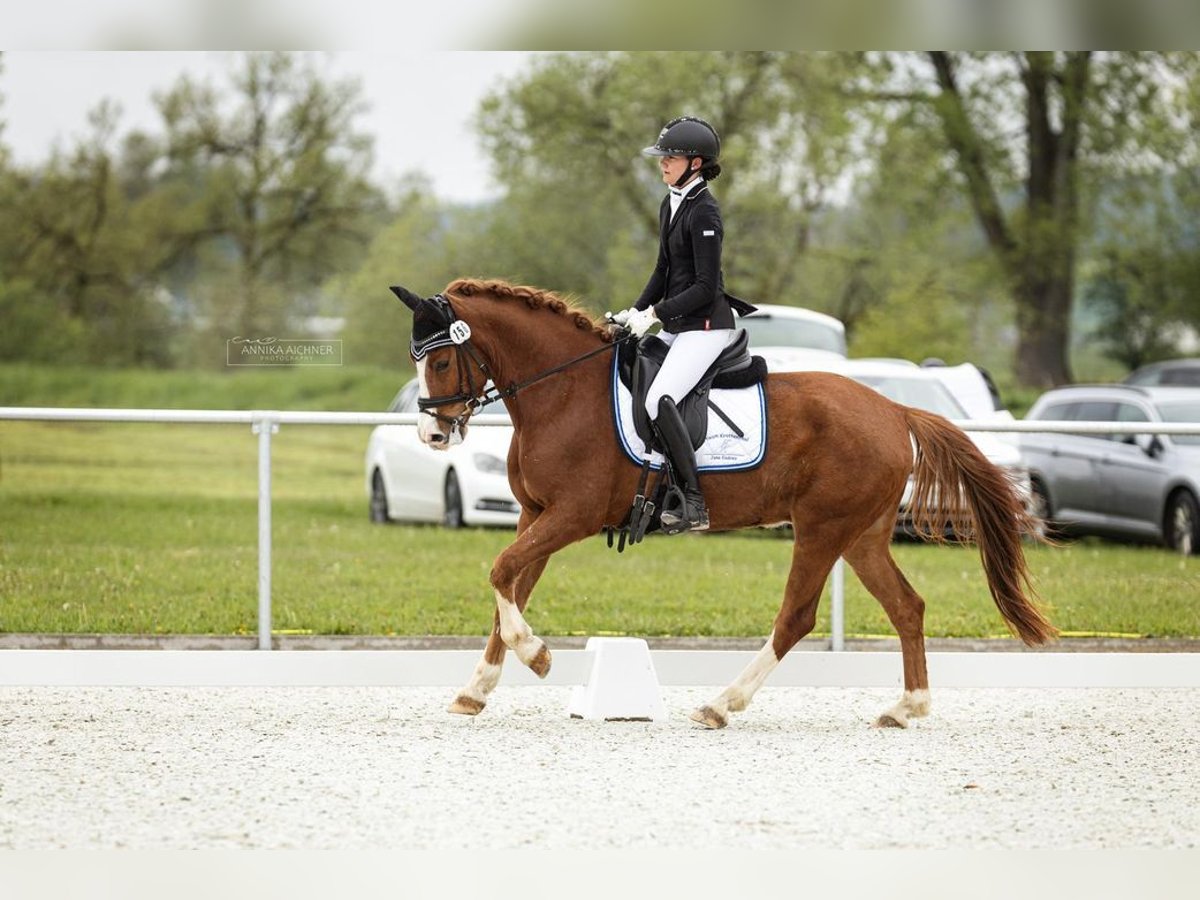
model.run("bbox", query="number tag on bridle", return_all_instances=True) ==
[449,321,472,345]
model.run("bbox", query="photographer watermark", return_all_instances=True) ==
[226,336,343,367]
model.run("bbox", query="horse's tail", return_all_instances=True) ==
[905,407,1058,646]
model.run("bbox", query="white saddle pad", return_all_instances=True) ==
[610,354,767,472]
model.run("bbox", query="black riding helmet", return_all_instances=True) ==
[643,116,722,186]
[643,116,721,159]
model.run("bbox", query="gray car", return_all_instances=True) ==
[1123,358,1200,387]
[1020,385,1200,554]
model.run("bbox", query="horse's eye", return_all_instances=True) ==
[434,359,450,373]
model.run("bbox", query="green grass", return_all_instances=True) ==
[0,362,410,412]
[2,419,1198,638]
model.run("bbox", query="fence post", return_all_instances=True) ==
[831,557,845,651]
[252,415,279,651]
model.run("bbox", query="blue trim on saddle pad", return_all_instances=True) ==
[610,353,768,473]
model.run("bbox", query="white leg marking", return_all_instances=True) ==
[904,689,931,717]
[877,689,931,728]
[458,658,503,706]
[496,590,543,666]
[704,633,780,719]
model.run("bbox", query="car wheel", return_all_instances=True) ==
[1029,478,1057,539]
[1165,490,1199,556]
[443,469,465,529]
[369,470,390,524]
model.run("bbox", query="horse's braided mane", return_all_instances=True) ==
[445,278,615,343]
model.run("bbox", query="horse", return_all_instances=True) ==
[391,278,1057,729]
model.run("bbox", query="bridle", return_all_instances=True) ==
[410,293,630,435]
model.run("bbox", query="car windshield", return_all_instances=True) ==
[1155,400,1200,445]
[739,315,846,355]
[855,375,968,418]
[1160,368,1200,386]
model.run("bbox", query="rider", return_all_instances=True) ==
[613,116,748,534]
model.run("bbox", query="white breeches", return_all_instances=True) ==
[644,328,740,420]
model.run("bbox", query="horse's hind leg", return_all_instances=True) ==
[843,522,931,728]
[691,534,841,729]
[448,556,549,716]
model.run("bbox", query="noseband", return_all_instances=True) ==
[409,293,630,433]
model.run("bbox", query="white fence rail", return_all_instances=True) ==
[4,406,1200,651]
[4,648,1199,687]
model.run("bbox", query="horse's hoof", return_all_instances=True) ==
[528,643,552,679]
[448,695,486,716]
[690,706,727,729]
[873,713,908,729]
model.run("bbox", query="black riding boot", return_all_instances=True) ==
[653,396,709,534]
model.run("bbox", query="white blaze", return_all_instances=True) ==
[415,358,447,447]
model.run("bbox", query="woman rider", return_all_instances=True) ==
[613,116,753,534]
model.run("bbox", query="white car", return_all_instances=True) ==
[738,303,848,370]
[365,379,520,528]
[769,358,1032,530]
[912,358,1013,424]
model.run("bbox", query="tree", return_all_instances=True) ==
[1085,249,1183,370]
[0,51,8,167]
[156,52,382,340]
[825,106,1011,368]
[1061,54,1200,374]
[334,176,470,370]
[1083,166,1200,370]
[475,52,857,311]
[868,51,1195,388]
[0,102,177,365]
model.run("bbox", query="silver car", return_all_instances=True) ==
[1123,358,1200,387]
[1021,385,1200,554]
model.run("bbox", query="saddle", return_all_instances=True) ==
[618,330,768,451]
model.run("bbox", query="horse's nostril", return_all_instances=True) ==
[429,433,446,444]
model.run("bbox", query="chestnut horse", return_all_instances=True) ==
[392,278,1056,729]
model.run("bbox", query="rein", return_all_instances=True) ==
[411,294,630,430]
[468,339,628,411]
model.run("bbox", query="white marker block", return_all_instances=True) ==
[567,637,668,721]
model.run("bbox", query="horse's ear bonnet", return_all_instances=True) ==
[390,285,459,358]
[389,285,424,312]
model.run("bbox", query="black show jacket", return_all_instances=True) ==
[634,183,735,333]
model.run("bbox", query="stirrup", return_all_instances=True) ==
[659,486,709,535]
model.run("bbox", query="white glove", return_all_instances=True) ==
[626,306,659,337]
[610,306,637,326]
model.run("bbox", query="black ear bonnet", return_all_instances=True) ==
[389,286,460,360]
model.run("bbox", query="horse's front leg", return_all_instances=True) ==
[449,502,594,714]
[448,556,548,716]
[488,507,596,680]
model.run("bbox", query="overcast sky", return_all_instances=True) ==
[2,51,537,204]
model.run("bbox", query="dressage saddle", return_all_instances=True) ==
[618,330,768,451]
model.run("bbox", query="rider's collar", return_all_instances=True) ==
[668,177,705,199]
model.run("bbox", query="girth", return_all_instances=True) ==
[618,330,767,450]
